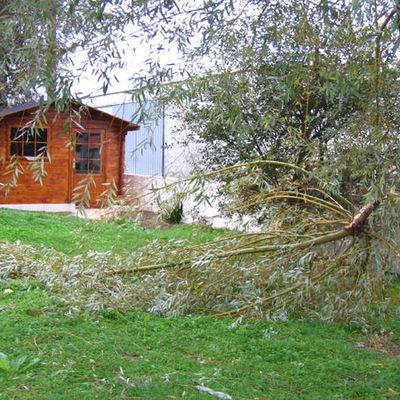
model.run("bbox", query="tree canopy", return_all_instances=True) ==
[158,1,400,207]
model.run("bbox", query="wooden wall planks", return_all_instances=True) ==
[0,107,127,207]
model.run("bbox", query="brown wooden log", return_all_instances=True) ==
[345,200,380,235]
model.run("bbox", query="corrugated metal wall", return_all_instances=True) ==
[112,102,164,176]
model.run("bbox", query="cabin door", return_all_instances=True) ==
[70,130,105,206]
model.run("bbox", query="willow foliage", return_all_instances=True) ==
[159,1,400,206]
[1,162,399,326]
[1,1,400,323]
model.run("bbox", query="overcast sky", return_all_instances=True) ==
[71,36,181,108]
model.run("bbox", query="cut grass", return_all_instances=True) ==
[0,209,399,399]
[0,282,399,399]
[0,209,222,256]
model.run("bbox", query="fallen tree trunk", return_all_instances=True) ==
[110,200,380,275]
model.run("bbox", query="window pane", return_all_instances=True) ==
[88,147,100,159]
[36,129,47,141]
[88,159,100,173]
[11,128,23,141]
[35,143,47,155]
[24,142,35,157]
[76,144,88,159]
[23,129,36,141]
[76,132,88,143]
[75,132,101,174]
[89,133,101,143]
[10,127,48,158]
[75,159,88,173]
[11,127,30,141]
[10,142,23,156]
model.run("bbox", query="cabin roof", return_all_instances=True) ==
[0,101,39,117]
[0,101,140,131]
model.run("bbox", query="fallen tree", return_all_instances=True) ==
[1,162,398,326]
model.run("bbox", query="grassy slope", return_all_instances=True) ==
[0,283,399,400]
[0,209,221,256]
[0,209,399,399]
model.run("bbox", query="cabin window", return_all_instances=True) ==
[75,132,101,174]
[10,127,48,158]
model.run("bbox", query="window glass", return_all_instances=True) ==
[88,147,100,159]
[76,144,88,158]
[75,160,88,174]
[35,143,47,154]
[10,142,23,156]
[76,132,89,143]
[88,159,100,173]
[24,143,35,156]
[75,132,101,174]
[10,128,47,157]
[89,133,101,143]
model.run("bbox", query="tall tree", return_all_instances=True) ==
[155,1,400,202]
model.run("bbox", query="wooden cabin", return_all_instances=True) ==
[0,101,139,209]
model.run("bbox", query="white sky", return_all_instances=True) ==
[71,38,182,108]
[69,3,200,109]
[69,0,228,110]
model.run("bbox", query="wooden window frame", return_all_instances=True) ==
[9,126,48,160]
[74,131,102,175]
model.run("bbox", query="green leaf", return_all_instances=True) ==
[0,353,10,371]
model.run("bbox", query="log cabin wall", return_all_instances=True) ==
[0,107,127,207]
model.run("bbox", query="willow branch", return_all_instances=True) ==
[109,201,379,275]
[218,243,356,317]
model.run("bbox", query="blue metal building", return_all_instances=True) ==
[112,102,164,177]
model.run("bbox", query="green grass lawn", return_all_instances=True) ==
[0,283,399,400]
[0,209,399,399]
[0,209,221,256]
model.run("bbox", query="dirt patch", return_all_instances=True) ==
[355,329,400,357]
[136,210,172,229]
